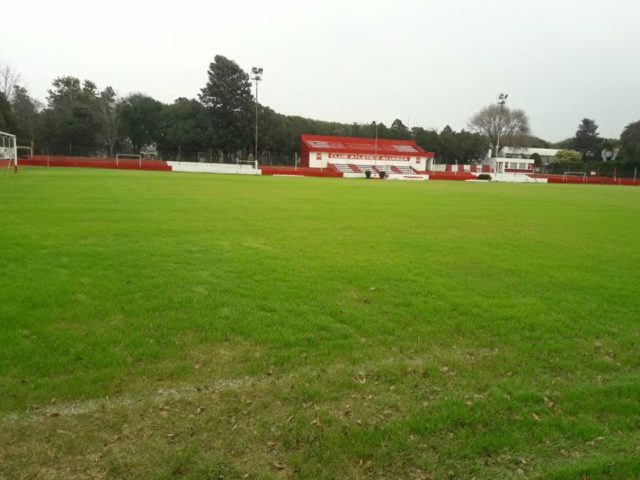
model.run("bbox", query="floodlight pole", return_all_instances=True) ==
[495,93,508,174]
[252,67,263,166]
[374,121,379,169]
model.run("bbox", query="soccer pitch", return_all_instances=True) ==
[1,168,639,479]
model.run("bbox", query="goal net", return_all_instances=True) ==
[0,131,18,172]
[562,171,587,183]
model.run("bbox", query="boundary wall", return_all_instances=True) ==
[260,166,342,178]
[530,174,639,186]
[20,155,171,171]
[12,155,639,186]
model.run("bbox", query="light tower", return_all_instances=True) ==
[374,121,379,169]
[251,67,264,165]
[495,92,508,173]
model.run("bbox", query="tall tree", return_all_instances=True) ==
[157,98,210,159]
[117,93,163,153]
[11,86,42,147]
[413,127,441,156]
[573,118,600,161]
[552,150,582,164]
[253,106,287,157]
[390,119,411,139]
[199,55,253,152]
[619,120,640,162]
[438,125,457,160]
[468,104,530,156]
[41,76,101,154]
[456,129,490,162]
[412,126,487,163]
[96,86,119,157]
[0,91,16,131]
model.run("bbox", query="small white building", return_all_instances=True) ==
[500,147,560,165]
[485,156,534,173]
[484,146,561,173]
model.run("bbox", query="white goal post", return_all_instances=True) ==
[562,171,587,183]
[115,153,142,167]
[0,131,18,172]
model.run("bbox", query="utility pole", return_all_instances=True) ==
[251,67,264,166]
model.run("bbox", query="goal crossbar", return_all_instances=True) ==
[115,153,142,167]
[562,171,587,183]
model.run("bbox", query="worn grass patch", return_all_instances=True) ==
[1,168,639,479]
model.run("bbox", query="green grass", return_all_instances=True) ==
[1,167,639,479]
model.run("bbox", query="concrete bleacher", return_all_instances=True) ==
[395,165,415,175]
[353,165,373,173]
[331,163,355,174]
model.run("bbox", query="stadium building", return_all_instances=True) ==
[300,134,435,176]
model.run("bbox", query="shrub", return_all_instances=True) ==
[378,171,386,179]
[365,170,372,179]
[477,173,492,181]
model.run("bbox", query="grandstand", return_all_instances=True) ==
[300,135,434,173]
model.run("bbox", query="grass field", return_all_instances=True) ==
[1,167,639,479]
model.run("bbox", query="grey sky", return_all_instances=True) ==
[2,0,639,141]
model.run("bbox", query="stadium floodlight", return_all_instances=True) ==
[251,67,264,165]
[0,130,18,173]
[495,92,508,172]
[374,121,379,168]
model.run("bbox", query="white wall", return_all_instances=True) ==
[309,152,329,168]
[167,161,261,175]
[387,173,429,181]
[493,173,548,183]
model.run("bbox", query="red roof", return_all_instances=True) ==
[301,134,434,158]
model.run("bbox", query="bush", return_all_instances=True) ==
[378,171,386,179]
[365,170,372,179]
[477,173,492,181]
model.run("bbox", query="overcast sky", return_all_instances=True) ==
[2,0,639,141]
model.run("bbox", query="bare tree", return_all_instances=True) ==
[468,104,530,156]
[0,65,22,101]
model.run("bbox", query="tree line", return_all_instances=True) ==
[0,57,639,166]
